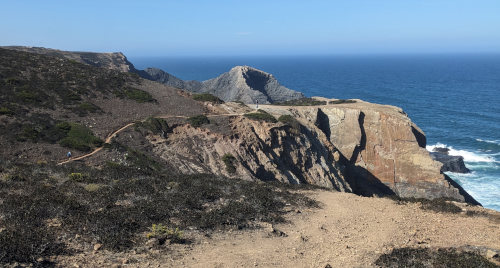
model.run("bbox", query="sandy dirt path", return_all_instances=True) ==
[163,191,500,268]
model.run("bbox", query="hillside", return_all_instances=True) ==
[0,47,498,267]
[3,46,304,104]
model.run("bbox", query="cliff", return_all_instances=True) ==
[149,100,478,204]
[0,46,478,204]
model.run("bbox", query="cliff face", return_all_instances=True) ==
[154,114,350,191]
[152,101,478,204]
[258,101,478,203]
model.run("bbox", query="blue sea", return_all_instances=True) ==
[130,54,500,211]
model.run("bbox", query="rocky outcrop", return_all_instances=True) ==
[254,101,479,204]
[153,114,350,191]
[430,147,470,173]
[199,66,304,104]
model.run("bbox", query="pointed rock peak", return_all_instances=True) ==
[230,65,272,77]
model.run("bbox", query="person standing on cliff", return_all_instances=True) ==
[256,100,259,109]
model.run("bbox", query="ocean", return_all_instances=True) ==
[130,54,500,211]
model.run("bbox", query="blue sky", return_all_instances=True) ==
[1,0,499,56]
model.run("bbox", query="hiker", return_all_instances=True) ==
[67,151,72,158]
[256,100,259,109]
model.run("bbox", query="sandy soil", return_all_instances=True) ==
[60,190,500,268]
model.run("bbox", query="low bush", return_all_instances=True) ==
[222,153,237,173]
[0,160,318,262]
[244,110,277,123]
[188,114,210,127]
[192,93,223,103]
[329,99,356,104]
[276,98,326,106]
[135,117,169,135]
[59,123,103,152]
[114,87,155,103]
[146,224,184,244]
[375,247,498,268]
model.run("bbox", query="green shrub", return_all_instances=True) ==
[276,98,326,106]
[69,172,86,182]
[188,115,210,127]
[192,93,223,103]
[146,224,184,244]
[59,123,103,152]
[136,117,169,135]
[114,87,155,103]
[329,99,356,104]
[16,125,40,142]
[244,110,277,123]
[222,153,237,174]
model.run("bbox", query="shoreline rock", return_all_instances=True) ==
[429,147,470,173]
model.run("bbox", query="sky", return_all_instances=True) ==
[1,0,499,56]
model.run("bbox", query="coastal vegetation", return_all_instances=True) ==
[244,109,277,123]
[0,157,317,266]
[276,97,326,106]
[188,114,210,127]
[192,93,223,103]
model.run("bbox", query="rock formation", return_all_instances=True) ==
[151,100,479,204]
[430,147,470,173]
[200,66,304,104]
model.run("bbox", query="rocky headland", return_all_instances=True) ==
[0,46,497,267]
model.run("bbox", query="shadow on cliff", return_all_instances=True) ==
[340,112,397,197]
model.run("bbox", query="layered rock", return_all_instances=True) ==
[153,114,350,191]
